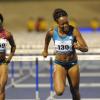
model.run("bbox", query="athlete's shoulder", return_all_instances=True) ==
[5,31,13,40]
[47,27,54,37]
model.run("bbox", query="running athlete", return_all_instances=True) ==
[42,8,88,100]
[0,14,16,100]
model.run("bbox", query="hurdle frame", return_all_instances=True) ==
[10,55,100,100]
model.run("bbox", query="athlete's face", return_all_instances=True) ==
[57,16,69,33]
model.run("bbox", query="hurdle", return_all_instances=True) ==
[11,56,55,99]
[35,57,54,100]
[10,55,100,100]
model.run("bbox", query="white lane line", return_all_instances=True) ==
[8,73,20,78]
[13,83,100,88]
[6,74,30,90]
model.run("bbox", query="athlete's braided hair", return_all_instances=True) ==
[53,8,68,22]
[0,13,3,24]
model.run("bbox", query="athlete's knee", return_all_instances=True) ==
[54,87,65,96]
[55,90,64,96]
[0,88,5,95]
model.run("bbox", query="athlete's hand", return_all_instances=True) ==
[73,42,80,50]
[4,58,10,64]
[42,50,48,58]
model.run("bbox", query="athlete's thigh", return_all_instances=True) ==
[67,64,80,88]
[53,64,67,90]
[0,64,8,86]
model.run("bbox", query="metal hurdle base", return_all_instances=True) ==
[47,91,54,100]
[35,91,40,100]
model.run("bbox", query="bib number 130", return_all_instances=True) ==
[58,45,69,50]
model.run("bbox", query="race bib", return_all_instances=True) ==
[54,39,73,53]
[0,38,7,52]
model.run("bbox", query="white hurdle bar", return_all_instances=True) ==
[11,55,100,61]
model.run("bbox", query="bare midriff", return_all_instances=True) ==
[55,51,77,62]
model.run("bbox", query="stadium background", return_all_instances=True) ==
[0,0,100,31]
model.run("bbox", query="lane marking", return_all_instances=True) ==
[6,74,30,90]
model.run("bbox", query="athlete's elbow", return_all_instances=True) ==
[81,46,88,52]
[83,48,88,52]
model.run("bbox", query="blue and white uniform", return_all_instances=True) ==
[53,25,77,69]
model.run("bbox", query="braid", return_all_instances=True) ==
[53,8,68,22]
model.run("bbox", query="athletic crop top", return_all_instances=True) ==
[0,30,7,52]
[53,25,75,54]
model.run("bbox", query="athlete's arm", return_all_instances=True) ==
[6,32,16,63]
[42,29,53,57]
[73,28,88,52]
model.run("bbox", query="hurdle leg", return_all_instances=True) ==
[49,57,54,100]
[35,57,40,100]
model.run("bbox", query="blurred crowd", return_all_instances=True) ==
[27,17,48,32]
[26,17,100,32]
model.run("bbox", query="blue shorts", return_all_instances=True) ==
[54,60,78,69]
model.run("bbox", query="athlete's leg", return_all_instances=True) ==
[53,64,67,96]
[67,64,80,100]
[0,64,8,100]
